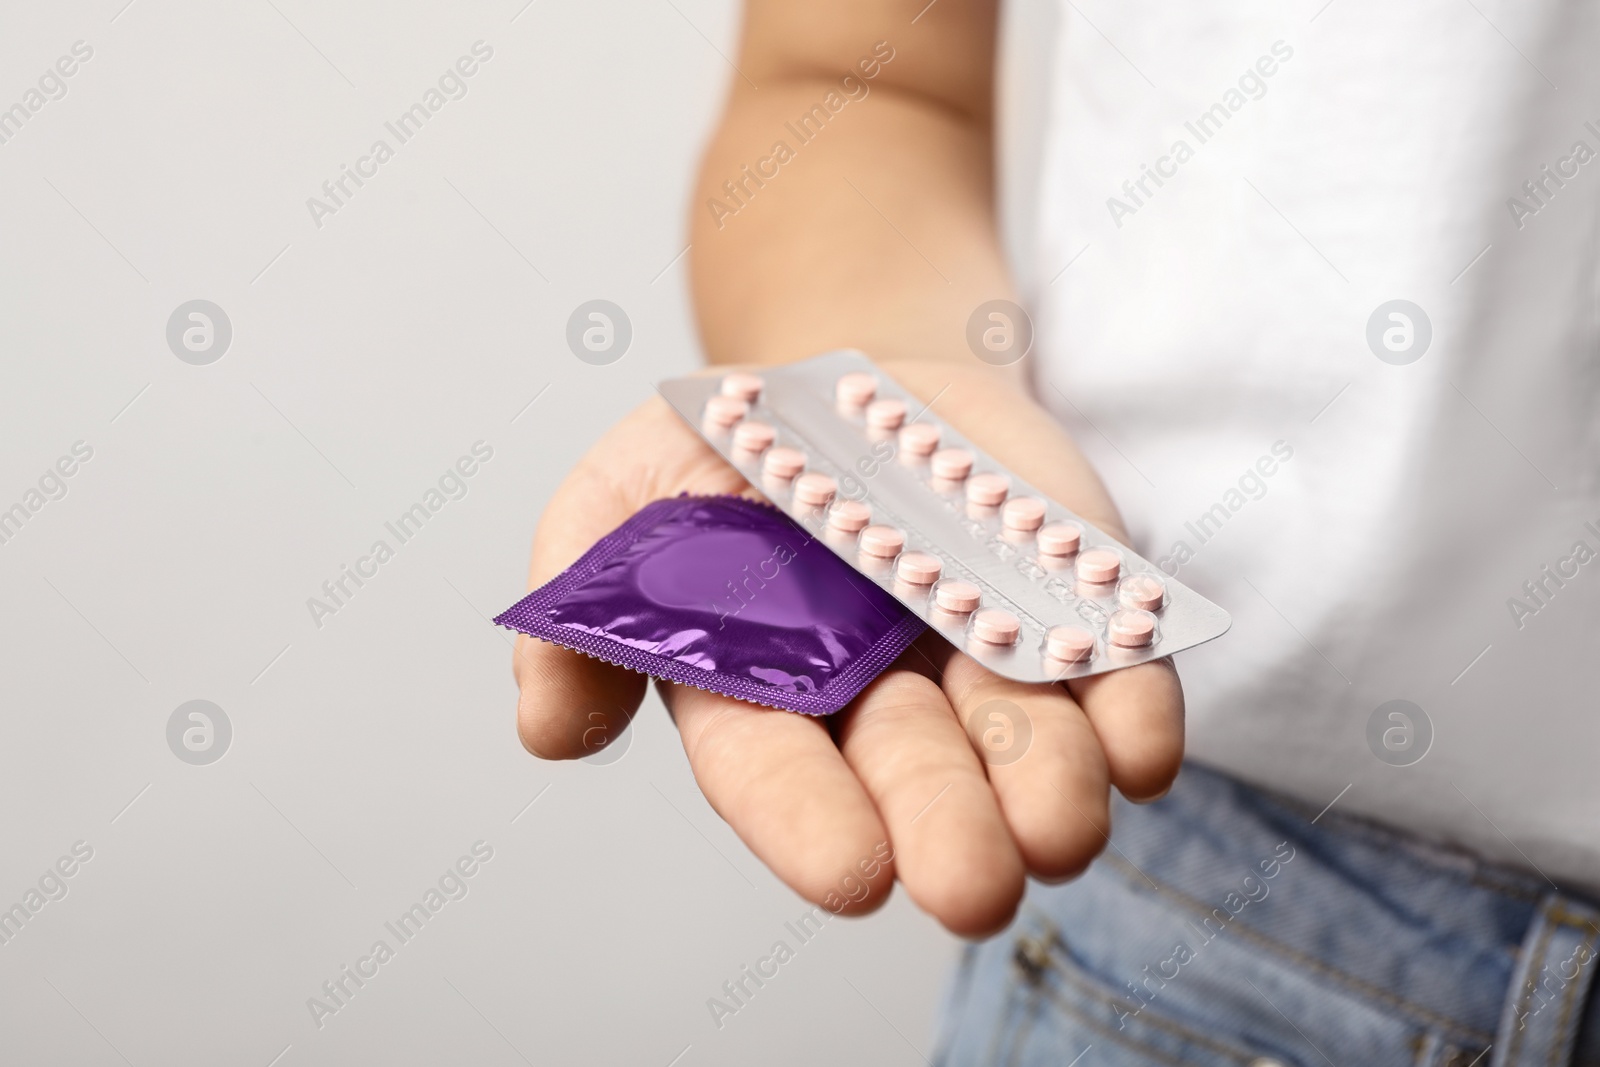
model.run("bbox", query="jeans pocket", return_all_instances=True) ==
[996,923,1300,1067]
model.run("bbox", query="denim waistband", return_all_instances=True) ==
[990,762,1600,1067]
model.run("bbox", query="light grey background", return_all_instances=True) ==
[0,2,960,1063]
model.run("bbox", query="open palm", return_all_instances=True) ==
[513,364,1183,936]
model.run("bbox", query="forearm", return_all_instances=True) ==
[689,23,1019,386]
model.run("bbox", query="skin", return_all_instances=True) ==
[514,0,1185,937]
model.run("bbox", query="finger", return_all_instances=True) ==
[514,635,648,760]
[1067,657,1185,802]
[929,640,1112,884]
[663,683,895,916]
[514,399,747,760]
[511,462,654,760]
[833,657,1024,937]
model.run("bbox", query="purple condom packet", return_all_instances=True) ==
[494,495,925,715]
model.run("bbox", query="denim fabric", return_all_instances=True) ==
[935,763,1600,1067]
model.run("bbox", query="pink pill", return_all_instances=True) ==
[827,500,871,533]
[1002,496,1046,531]
[895,551,943,585]
[1046,626,1095,663]
[970,608,1020,645]
[1107,609,1156,648]
[858,525,905,558]
[934,580,981,613]
[866,398,907,430]
[763,446,806,479]
[1037,522,1082,557]
[966,473,1010,507]
[930,448,973,481]
[836,372,878,406]
[703,394,748,427]
[1076,547,1121,584]
[793,472,837,507]
[732,420,775,453]
[1119,573,1166,612]
[898,422,941,456]
[720,372,764,402]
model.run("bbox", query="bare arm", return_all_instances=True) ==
[687,1,1121,531]
[691,0,1011,374]
[512,0,1184,937]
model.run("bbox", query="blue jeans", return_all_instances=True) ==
[935,763,1600,1067]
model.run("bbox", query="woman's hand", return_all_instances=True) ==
[512,360,1183,937]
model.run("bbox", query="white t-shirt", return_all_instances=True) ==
[1001,1,1600,889]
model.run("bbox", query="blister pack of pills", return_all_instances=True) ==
[658,351,1232,683]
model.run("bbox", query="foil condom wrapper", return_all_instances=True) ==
[494,495,925,714]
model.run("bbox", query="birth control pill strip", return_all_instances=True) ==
[659,351,1231,682]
